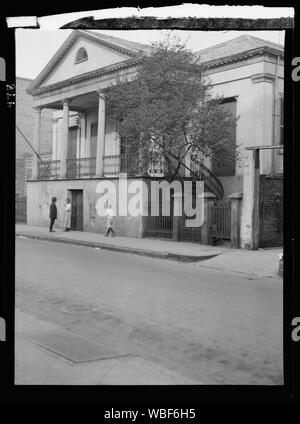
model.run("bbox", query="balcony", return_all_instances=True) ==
[104,154,167,177]
[32,154,167,180]
[37,160,60,180]
[66,157,96,178]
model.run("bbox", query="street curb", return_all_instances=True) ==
[194,263,282,280]
[16,233,220,263]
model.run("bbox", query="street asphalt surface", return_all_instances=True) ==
[15,237,283,385]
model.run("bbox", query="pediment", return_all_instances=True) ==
[28,31,143,94]
[40,36,133,87]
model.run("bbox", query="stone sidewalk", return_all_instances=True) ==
[15,224,282,277]
[193,247,282,278]
[16,224,224,262]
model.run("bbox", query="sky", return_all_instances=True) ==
[15,29,285,80]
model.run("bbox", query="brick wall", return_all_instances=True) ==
[16,77,53,196]
[16,158,25,196]
[259,175,283,248]
[16,77,53,158]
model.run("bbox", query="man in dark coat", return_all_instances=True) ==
[49,197,57,232]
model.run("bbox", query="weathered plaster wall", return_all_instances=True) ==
[27,177,147,238]
[218,175,243,198]
[207,55,284,176]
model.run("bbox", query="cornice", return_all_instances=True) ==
[28,57,142,96]
[251,73,276,83]
[200,46,284,71]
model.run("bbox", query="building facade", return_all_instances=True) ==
[25,31,284,247]
[16,77,53,196]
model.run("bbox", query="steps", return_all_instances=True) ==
[185,155,224,200]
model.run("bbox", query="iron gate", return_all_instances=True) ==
[144,184,174,239]
[144,215,173,238]
[210,200,231,240]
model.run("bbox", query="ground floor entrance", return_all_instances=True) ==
[70,189,83,231]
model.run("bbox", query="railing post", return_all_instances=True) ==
[201,192,216,245]
[228,192,243,248]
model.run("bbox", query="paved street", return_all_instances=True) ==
[15,237,283,385]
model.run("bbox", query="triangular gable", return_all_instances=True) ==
[28,30,143,93]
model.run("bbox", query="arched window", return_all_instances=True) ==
[75,47,88,64]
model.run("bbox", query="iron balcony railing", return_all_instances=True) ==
[34,155,168,180]
[37,160,60,180]
[66,157,96,178]
[148,155,167,175]
[104,153,168,177]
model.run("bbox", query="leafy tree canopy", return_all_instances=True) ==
[106,33,238,179]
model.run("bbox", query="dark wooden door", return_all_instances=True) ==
[70,190,83,231]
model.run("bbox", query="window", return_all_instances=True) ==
[75,47,88,64]
[212,97,237,177]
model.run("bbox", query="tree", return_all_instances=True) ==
[106,34,238,180]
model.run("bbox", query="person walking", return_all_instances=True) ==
[49,197,57,232]
[104,205,115,237]
[63,198,71,232]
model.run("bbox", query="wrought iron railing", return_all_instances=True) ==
[148,156,167,175]
[38,160,60,180]
[103,154,143,176]
[103,155,123,176]
[103,154,168,177]
[66,157,96,178]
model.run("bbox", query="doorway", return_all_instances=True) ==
[70,190,83,231]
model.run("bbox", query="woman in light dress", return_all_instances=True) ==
[63,198,71,232]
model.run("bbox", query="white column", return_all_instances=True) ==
[96,90,106,177]
[52,118,58,161]
[60,99,69,178]
[32,107,42,179]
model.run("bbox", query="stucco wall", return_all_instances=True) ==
[27,177,147,238]
[207,55,284,176]
[218,175,243,198]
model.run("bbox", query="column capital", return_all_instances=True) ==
[61,99,70,106]
[97,89,105,100]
